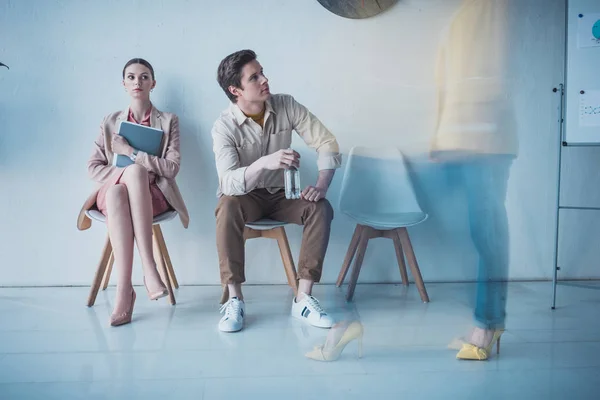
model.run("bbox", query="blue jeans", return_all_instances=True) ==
[455,155,513,329]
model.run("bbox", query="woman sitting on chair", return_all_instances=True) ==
[78,58,189,327]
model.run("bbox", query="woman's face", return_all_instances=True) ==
[122,63,155,100]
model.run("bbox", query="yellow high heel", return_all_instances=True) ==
[456,329,504,361]
[305,321,364,362]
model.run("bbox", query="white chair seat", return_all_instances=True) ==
[245,218,288,231]
[344,210,428,230]
[85,209,178,225]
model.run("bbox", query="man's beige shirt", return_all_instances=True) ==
[212,94,341,197]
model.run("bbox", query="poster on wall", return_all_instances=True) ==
[579,90,600,127]
[577,13,600,48]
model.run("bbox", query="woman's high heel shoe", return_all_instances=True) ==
[143,276,168,301]
[456,329,504,361]
[305,321,364,362]
[110,289,136,327]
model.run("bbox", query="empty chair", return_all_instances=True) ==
[336,146,429,302]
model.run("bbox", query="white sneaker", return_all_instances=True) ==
[219,297,245,332]
[291,292,334,328]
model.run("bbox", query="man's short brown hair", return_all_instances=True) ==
[217,49,257,103]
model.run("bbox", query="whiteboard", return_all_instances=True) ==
[565,0,600,145]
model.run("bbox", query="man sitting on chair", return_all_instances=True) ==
[211,49,342,332]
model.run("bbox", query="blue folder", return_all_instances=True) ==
[112,121,164,167]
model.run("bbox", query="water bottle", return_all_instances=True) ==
[285,167,301,200]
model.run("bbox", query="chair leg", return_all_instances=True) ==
[87,234,112,307]
[346,230,370,302]
[391,229,409,286]
[397,228,429,303]
[153,226,176,305]
[272,227,299,297]
[101,252,114,290]
[243,227,262,240]
[336,225,363,287]
[154,225,179,289]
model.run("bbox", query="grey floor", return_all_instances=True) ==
[0,281,598,399]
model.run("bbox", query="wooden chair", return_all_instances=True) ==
[85,209,179,306]
[336,225,429,302]
[220,219,299,304]
[336,146,430,302]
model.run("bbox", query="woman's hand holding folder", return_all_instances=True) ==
[112,133,134,156]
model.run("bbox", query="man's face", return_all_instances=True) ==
[231,60,270,104]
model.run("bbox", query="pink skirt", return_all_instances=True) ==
[95,168,171,218]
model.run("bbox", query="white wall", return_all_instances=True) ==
[0,0,584,287]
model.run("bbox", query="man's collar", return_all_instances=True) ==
[230,103,247,126]
[230,97,276,126]
[265,98,276,117]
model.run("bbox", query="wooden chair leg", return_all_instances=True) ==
[397,228,429,303]
[87,234,112,307]
[154,225,179,289]
[243,227,261,240]
[346,231,370,302]
[336,225,363,287]
[392,229,409,286]
[153,226,176,305]
[101,252,114,290]
[272,227,299,296]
